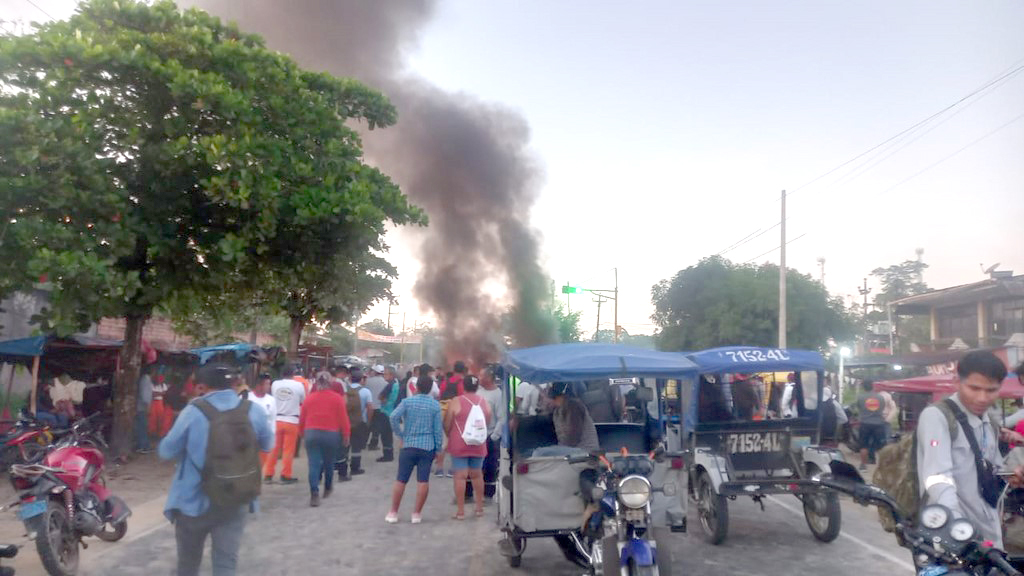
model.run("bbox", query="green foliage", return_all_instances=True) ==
[0,0,423,337]
[871,260,929,307]
[552,304,582,343]
[651,256,855,351]
[360,318,394,337]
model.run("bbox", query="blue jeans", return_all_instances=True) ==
[35,411,68,429]
[134,409,150,451]
[305,429,341,494]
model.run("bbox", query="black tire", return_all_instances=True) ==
[28,501,79,576]
[696,473,729,545]
[505,534,525,568]
[96,520,127,542]
[507,555,522,568]
[803,490,842,542]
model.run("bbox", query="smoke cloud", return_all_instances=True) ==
[189,0,557,364]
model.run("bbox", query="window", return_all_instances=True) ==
[936,304,978,343]
[991,299,1024,338]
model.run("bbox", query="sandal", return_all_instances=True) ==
[452,512,465,521]
[474,508,485,518]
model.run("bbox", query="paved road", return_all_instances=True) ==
[70,448,915,576]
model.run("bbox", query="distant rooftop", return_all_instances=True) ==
[892,274,1024,314]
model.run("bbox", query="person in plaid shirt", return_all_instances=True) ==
[385,376,444,524]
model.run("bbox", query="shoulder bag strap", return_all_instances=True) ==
[942,398,988,464]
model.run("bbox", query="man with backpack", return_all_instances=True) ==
[914,351,1024,548]
[344,368,374,476]
[159,364,273,576]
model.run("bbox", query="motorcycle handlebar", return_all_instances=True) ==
[986,548,1022,576]
[815,476,907,525]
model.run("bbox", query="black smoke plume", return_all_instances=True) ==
[188,0,557,364]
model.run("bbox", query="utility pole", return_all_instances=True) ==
[613,267,619,343]
[779,190,787,348]
[399,313,406,364]
[817,257,826,286]
[387,301,400,330]
[859,278,872,356]
[594,295,604,342]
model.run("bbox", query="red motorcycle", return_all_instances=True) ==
[9,414,130,576]
[0,414,59,469]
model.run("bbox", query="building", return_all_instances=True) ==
[891,272,1024,351]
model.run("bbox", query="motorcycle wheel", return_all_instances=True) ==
[697,473,729,545]
[96,520,128,542]
[28,501,79,576]
[504,534,525,567]
[802,490,841,542]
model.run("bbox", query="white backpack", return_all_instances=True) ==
[459,398,488,446]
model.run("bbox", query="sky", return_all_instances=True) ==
[4,0,1024,337]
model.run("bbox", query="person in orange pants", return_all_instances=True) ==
[148,375,174,438]
[263,366,306,483]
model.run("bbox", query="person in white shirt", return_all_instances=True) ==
[263,366,306,484]
[407,363,440,399]
[514,380,539,416]
[250,373,277,470]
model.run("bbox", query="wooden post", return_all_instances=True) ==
[2,364,15,418]
[30,355,40,415]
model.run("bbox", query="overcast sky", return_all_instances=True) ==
[5,0,1024,338]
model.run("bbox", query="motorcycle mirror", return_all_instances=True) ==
[827,461,866,485]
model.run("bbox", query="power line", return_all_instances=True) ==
[22,0,54,21]
[743,233,807,264]
[713,58,1024,259]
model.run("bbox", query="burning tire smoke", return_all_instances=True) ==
[189,0,557,364]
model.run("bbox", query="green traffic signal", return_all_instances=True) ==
[561,285,584,294]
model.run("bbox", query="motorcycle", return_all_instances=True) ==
[9,413,130,576]
[0,544,16,576]
[815,460,1021,576]
[0,414,59,469]
[560,448,677,576]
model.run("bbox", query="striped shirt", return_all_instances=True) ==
[389,394,444,452]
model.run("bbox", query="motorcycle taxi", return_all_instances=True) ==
[496,343,695,575]
[682,346,845,545]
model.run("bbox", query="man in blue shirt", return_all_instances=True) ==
[385,376,444,524]
[159,364,273,576]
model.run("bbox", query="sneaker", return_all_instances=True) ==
[310,492,321,507]
[411,513,422,524]
[351,469,366,476]
[444,470,453,478]
[385,512,399,524]
[376,456,394,463]
[264,476,274,484]
[337,474,351,482]
[434,469,444,478]
[323,487,333,499]
[280,476,299,485]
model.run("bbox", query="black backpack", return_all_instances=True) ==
[193,399,261,509]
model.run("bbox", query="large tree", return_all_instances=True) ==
[0,0,421,453]
[651,256,854,351]
[868,258,931,353]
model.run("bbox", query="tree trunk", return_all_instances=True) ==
[288,316,304,360]
[112,314,146,458]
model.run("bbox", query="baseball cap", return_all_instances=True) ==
[372,364,385,374]
[549,382,572,398]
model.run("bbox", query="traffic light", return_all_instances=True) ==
[561,285,585,294]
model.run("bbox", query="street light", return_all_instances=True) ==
[838,346,852,402]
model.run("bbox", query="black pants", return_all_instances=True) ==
[373,412,394,459]
[466,437,499,498]
[859,422,887,461]
[348,421,370,473]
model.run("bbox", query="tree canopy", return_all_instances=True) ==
[651,256,854,351]
[0,0,422,452]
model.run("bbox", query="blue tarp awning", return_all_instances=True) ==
[189,343,258,365]
[503,343,699,383]
[0,335,49,360]
[686,346,824,374]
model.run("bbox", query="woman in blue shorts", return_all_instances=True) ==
[443,376,492,520]
[386,375,444,524]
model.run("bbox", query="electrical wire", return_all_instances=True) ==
[742,233,807,264]
[714,58,1024,258]
[22,0,54,21]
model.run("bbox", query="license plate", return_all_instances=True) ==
[18,500,46,521]
[726,432,784,454]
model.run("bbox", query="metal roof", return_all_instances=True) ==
[891,275,1024,314]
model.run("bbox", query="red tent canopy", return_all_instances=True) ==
[874,374,1024,402]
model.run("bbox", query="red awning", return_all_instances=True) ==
[874,374,1024,401]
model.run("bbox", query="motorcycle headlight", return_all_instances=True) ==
[618,475,651,509]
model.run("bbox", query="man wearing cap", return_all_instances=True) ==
[159,364,273,576]
[533,382,600,456]
[365,364,390,455]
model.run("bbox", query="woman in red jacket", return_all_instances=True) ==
[300,373,351,507]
